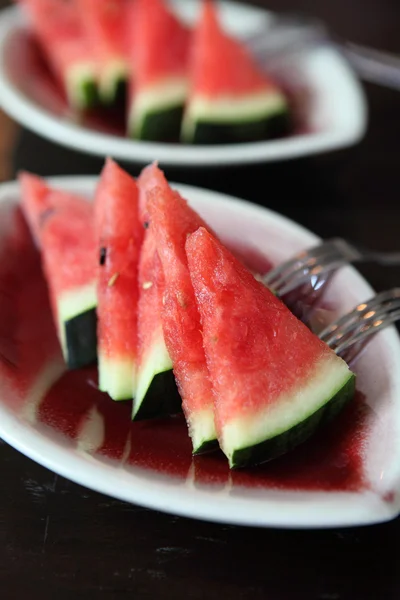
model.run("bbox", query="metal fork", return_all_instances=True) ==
[262,238,400,298]
[319,288,400,364]
[244,14,400,92]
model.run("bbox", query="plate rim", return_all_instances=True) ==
[0,3,368,167]
[1,175,400,529]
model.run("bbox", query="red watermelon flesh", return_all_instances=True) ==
[190,1,279,98]
[185,227,354,467]
[19,172,95,285]
[137,230,165,371]
[147,183,217,452]
[137,162,166,224]
[19,0,97,107]
[19,172,96,295]
[78,0,128,62]
[129,0,190,91]
[19,172,50,244]
[94,158,143,400]
[38,203,96,305]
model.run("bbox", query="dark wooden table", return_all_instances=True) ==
[2,1,400,598]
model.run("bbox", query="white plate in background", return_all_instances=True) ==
[0,2,367,167]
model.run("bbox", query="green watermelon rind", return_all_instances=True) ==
[64,307,98,369]
[182,91,290,144]
[128,78,188,141]
[99,60,129,106]
[66,65,100,111]
[133,368,182,420]
[57,281,98,369]
[187,111,290,145]
[130,105,185,141]
[100,76,127,107]
[133,332,182,420]
[193,438,219,455]
[229,372,356,469]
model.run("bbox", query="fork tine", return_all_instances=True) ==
[265,238,357,279]
[263,239,354,296]
[319,288,400,345]
[262,241,334,285]
[279,271,338,328]
[319,288,400,364]
[277,258,347,296]
[269,245,342,286]
[335,308,400,361]
[328,303,400,352]
[265,251,340,294]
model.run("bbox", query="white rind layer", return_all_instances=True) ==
[128,76,188,137]
[57,281,97,360]
[98,352,137,401]
[133,329,173,416]
[189,406,217,453]
[182,90,287,140]
[99,58,129,103]
[221,355,353,463]
[65,63,98,110]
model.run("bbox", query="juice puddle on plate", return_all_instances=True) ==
[35,368,369,493]
[0,201,369,493]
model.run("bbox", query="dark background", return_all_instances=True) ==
[1,0,400,598]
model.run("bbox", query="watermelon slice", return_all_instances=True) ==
[186,227,356,468]
[127,0,191,141]
[134,164,181,419]
[182,1,289,144]
[147,183,217,453]
[19,0,99,111]
[19,173,98,369]
[77,0,129,105]
[94,158,143,400]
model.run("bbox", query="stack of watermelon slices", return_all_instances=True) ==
[19,0,291,144]
[19,161,355,468]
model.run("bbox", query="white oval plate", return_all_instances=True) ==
[0,176,400,529]
[0,2,367,167]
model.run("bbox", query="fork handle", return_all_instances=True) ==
[342,43,400,91]
[366,251,400,266]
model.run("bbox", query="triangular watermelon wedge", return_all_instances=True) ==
[19,0,99,110]
[77,0,129,105]
[147,182,217,453]
[127,0,191,141]
[19,172,98,369]
[186,227,355,468]
[134,164,181,420]
[94,158,143,400]
[182,1,289,144]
